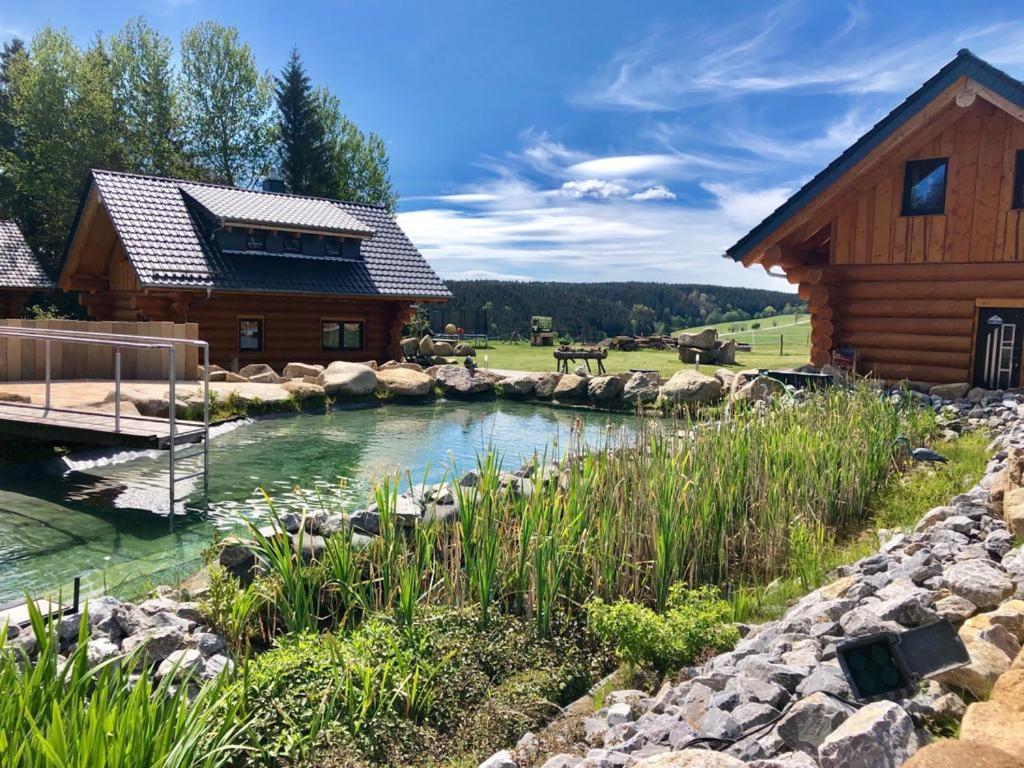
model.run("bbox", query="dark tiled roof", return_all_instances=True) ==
[180,183,374,237]
[0,220,54,289]
[726,49,1024,262]
[89,170,450,298]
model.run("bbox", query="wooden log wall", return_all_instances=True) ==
[176,293,410,371]
[826,262,1024,383]
[0,319,199,382]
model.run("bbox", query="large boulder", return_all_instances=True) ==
[318,361,378,398]
[633,751,745,767]
[660,370,723,405]
[418,336,435,355]
[376,368,434,398]
[959,701,1024,754]
[453,342,476,356]
[401,337,419,358]
[533,373,562,399]
[817,700,918,768]
[121,626,185,667]
[283,362,324,379]
[902,740,1024,768]
[553,374,589,400]
[238,363,277,379]
[928,382,971,400]
[944,559,1014,609]
[499,373,540,398]
[588,375,625,404]
[281,380,327,403]
[775,692,850,755]
[434,365,498,398]
[622,371,661,405]
[433,341,453,356]
[731,371,787,404]
[676,328,717,350]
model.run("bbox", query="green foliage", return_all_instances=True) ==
[200,565,265,655]
[587,585,738,672]
[178,21,274,186]
[0,600,249,767]
[243,609,603,766]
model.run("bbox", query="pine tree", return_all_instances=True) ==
[274,49,333,196]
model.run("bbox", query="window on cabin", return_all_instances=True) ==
[322,320,364,351]
[239,318,263,352]
[1013,149,1024,209]
[901,157,948,216]
[246,230,267,250]
[283,232,302,253]
[324,238,342,257]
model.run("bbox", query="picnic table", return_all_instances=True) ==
[554,346,607,374]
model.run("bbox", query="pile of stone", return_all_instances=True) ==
[677,329,737,366]
[480,393,1024,768]
[4,590,232,691]
[401,335,478,362]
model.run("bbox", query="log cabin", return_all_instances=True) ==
[727,49,1024,388]
[60,170,450,370]
[0,219,55,316]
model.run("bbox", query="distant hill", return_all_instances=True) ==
[429,281,806,341]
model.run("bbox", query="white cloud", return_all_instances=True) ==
[630,185,676,201]
[399,173,797,290]
[566,153,734,178]
[559,179,629,199]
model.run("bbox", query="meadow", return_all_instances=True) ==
[478,314,811,378]
[1,385,989,767]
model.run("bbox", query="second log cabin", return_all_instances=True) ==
[60,170,450,370]
[727,49,1024,388]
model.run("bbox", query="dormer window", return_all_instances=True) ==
[283,232,302,253]
[246,230,266,250]
[324,238,342,257]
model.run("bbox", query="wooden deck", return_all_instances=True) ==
[0,401,205,449]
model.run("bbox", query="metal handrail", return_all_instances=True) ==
[0,326,211,527]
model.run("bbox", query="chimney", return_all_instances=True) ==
[261,170,286,193]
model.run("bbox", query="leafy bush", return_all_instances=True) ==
[587,584,738,672]
[243,609,607,766]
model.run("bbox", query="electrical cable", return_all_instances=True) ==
[673,688,861,752]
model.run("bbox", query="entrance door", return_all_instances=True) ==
[973,307,1024,389]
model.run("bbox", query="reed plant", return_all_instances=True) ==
[234,384,934,640]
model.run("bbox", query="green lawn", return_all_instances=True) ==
[477,332,811,378]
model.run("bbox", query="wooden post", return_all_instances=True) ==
[779,335,783,356]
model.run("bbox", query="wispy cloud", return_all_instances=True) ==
[579,8,1024,110]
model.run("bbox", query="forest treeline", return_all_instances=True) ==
[431,281,806,340]
[0,18,396,272]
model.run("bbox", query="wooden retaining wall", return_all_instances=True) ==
[0,320,200,382]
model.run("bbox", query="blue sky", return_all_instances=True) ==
[4,1,1024,290]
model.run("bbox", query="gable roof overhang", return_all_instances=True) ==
[725,49,1024,268]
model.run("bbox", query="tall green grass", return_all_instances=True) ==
[226,385,935,640]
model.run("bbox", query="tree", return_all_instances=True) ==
[316,88,398,211]
[111,17,184,177]
[2,27,122,268]
[178,22,273,186]
[762,305,776,317]
[629,304,657,336]
[274,49,333,196]
[0,37,26,215]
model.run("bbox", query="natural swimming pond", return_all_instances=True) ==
[0,400,640,605]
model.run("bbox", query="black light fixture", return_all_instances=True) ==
[836,619,970,702]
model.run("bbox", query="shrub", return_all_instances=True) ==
[587,584,738,673]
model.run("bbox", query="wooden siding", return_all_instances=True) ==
[0,319,198,381]
[826,262,1024,384]
[80,291,413,371]
[830,101,1024,265]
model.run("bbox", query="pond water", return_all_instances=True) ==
[0,401,639,605]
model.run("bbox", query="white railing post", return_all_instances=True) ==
[44,340,51,411]
[114,348,121,433]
